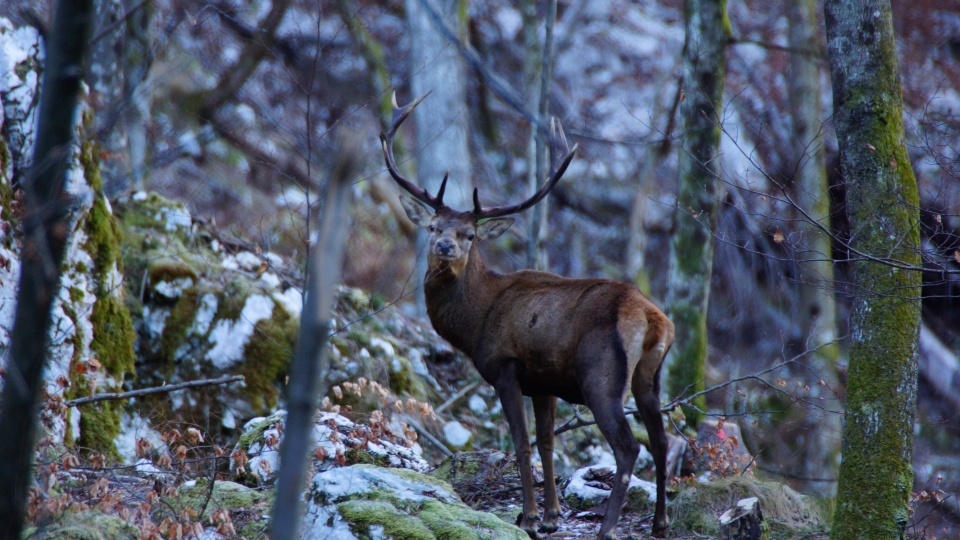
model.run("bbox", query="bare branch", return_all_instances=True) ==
[63,375,245,408]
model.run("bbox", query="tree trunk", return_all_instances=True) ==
[0,0,95,534]
[270,137,358,540]
[824,0,922,538]
[524,0,556,272]
[406,0,471,315]
[122,0,154,191]
[786,0,840,495]
[664,0,730,426]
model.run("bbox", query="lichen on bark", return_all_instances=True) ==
[824,0,922,538]
[664,0,730,426]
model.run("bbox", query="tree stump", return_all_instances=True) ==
[719,497,766,540]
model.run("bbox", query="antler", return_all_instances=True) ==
[379,92,448,210]
[473,118,578,219]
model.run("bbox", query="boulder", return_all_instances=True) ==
[232,410,428,485]
[302,464,528,540]
[562,463,656,512]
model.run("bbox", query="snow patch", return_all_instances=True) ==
[206,294,275,369]
[443,421,472,448]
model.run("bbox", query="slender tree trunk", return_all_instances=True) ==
[627,76,682,295]
[787,0,840,495]
[525,0,557,270]
[406,0,471,315]
[0,0,95,535]
[270,138,357,540]
[664,0,730,426]
[789,0,837,357]
[122,0,154,191]
[824,0,922,538]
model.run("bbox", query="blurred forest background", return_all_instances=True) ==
[2,0,960,536]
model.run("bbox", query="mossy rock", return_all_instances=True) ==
[304,465,528,540]
[174,479,268,521]
[670,476,825,538]
[26,511,139,540]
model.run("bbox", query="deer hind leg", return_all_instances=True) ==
[578,331,639,540]
[494,361,540,538]
[632,348,671,537]
[533,395,561,533]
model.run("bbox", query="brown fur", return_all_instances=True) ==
[415,208,675,539]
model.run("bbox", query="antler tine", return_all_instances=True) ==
[379,91,445,209]
[473,118,578,220]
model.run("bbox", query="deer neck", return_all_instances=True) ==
[424,244,500,356]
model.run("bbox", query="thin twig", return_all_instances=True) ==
[64,375,245,407]
[90,0,150,44]
[435,381,480,415]
[404,418,453,457]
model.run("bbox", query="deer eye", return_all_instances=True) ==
[428,224,436,232]
[467,233,475,241]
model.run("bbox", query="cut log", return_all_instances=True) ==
[719,496,767,540]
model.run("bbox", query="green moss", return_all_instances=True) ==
[332,467,526,540]
[346,448,389,467]
[338,500,435,539]
[664,304,707,426]
[237,306,298,412]
[348,329,371,348]
[670,476,824,537]
[74,140,137,457]
[174,479,267,521]
[236,411,286,450]
[213,279,251,323]
[158,287,200,364]
[27,511,139,540]
[76,401,123,460]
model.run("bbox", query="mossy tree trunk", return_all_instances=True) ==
[786,0,840,494]
[664,0,730,426]
[824,0,922,537]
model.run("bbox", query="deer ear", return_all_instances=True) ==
[399,195,434,228]
[477,218,514,240]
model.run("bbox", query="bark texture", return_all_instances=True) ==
[824,0,922,538]
[664,0,730,425]
[406,0,471,315]
[787,0,840,495]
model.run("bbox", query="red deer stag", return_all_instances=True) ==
[381,94,674,539]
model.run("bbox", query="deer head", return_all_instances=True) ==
[380,93,577,275]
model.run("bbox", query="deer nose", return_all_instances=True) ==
[437,239,455,256]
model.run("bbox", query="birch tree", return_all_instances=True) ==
[824,0,922,537]
[664,0,730,425]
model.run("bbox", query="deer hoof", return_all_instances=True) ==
[539,510,560,533]
[517,513,541,539]
[651,519,669,538]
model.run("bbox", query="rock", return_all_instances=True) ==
[666,432,689,477]
[175,479,267,521]
[563,464,656,512]
[719,497,768,540]
[697,419,753,475]
[443,421,473,449]
[26,511,139,540]
[302,464,528,540]
[232,410,428,485]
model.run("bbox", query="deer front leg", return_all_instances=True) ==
[533,395,561,534]
[494,363,540,538]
